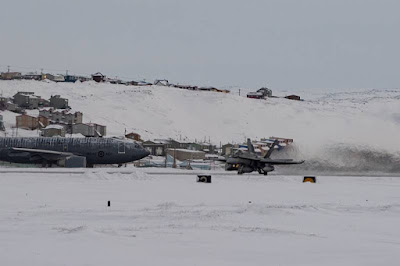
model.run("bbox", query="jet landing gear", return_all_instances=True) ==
[237,165,244,175]
[257,168,268,175]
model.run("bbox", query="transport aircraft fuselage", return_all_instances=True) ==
[0,137,150,166]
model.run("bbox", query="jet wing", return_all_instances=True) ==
[260,158,305,165]
[11,148,74,161]
[238,153,260,160]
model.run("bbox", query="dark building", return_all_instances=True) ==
[65,75,78,83]
[50,95,69,109]
[13,92,41,109]
[247,92,264,99]
[257,88,272,97]
[285,95,301,101]
[92,72,105,83]
[21,73,43,80]
[142,141,166,156]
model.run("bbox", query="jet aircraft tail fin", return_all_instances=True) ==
[264,140,279,158]
[247,138,255,154]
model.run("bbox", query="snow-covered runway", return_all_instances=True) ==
[1,169,399,265]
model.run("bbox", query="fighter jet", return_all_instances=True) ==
[223,139,304,175]
[0,137,150,167]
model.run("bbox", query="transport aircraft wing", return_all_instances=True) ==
[12,148,74,156]
[9,148,74,161]
[10,148,75,162]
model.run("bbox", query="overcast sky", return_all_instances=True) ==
[1,0,399,89]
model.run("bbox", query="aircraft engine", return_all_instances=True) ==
[263,165,275,173]
[225,163,239,171]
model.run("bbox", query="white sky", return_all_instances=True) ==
[1,0,399,89]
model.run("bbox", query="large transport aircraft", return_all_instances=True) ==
[0,137,150,167]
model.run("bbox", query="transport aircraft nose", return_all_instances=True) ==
[139,149,150,159]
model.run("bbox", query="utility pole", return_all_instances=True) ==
[239,89,241,96]
[7,65,10,72]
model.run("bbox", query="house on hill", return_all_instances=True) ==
[43,73,65,82]
[1,72,21,80]
[92,72,105,83]
[16,114,49,130]
[21,72,43,81]
[72,123,106,137]
[39,108,83,124]
[135,80,153,86]
[65,75,90,83]
[154,79,170,86]
[41,124,66,137]
[173,84,198,90]
[50,95,69,109]
[247,92,264,99]
[257,88,272,97]
[13,92,41,109]
[285,95,301,101]
[125,132,141,141]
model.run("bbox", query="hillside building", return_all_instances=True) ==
[92,72,105,83]
[154,79,170,86]
[39,108,83,124]
[50,95,69,109]
[41,125,66,137]
[1,72,21,80]
[21,73,42,81]
[64,75,89,83]
[72,123,106,137]
[16,114,49,130]
[125,132,141,141]
[13,92,42,109]
[285,95,301,101]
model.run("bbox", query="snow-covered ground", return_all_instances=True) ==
[1,80,399,174]
[1,168,399,265]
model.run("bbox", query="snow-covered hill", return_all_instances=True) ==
[1,80,399,173]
